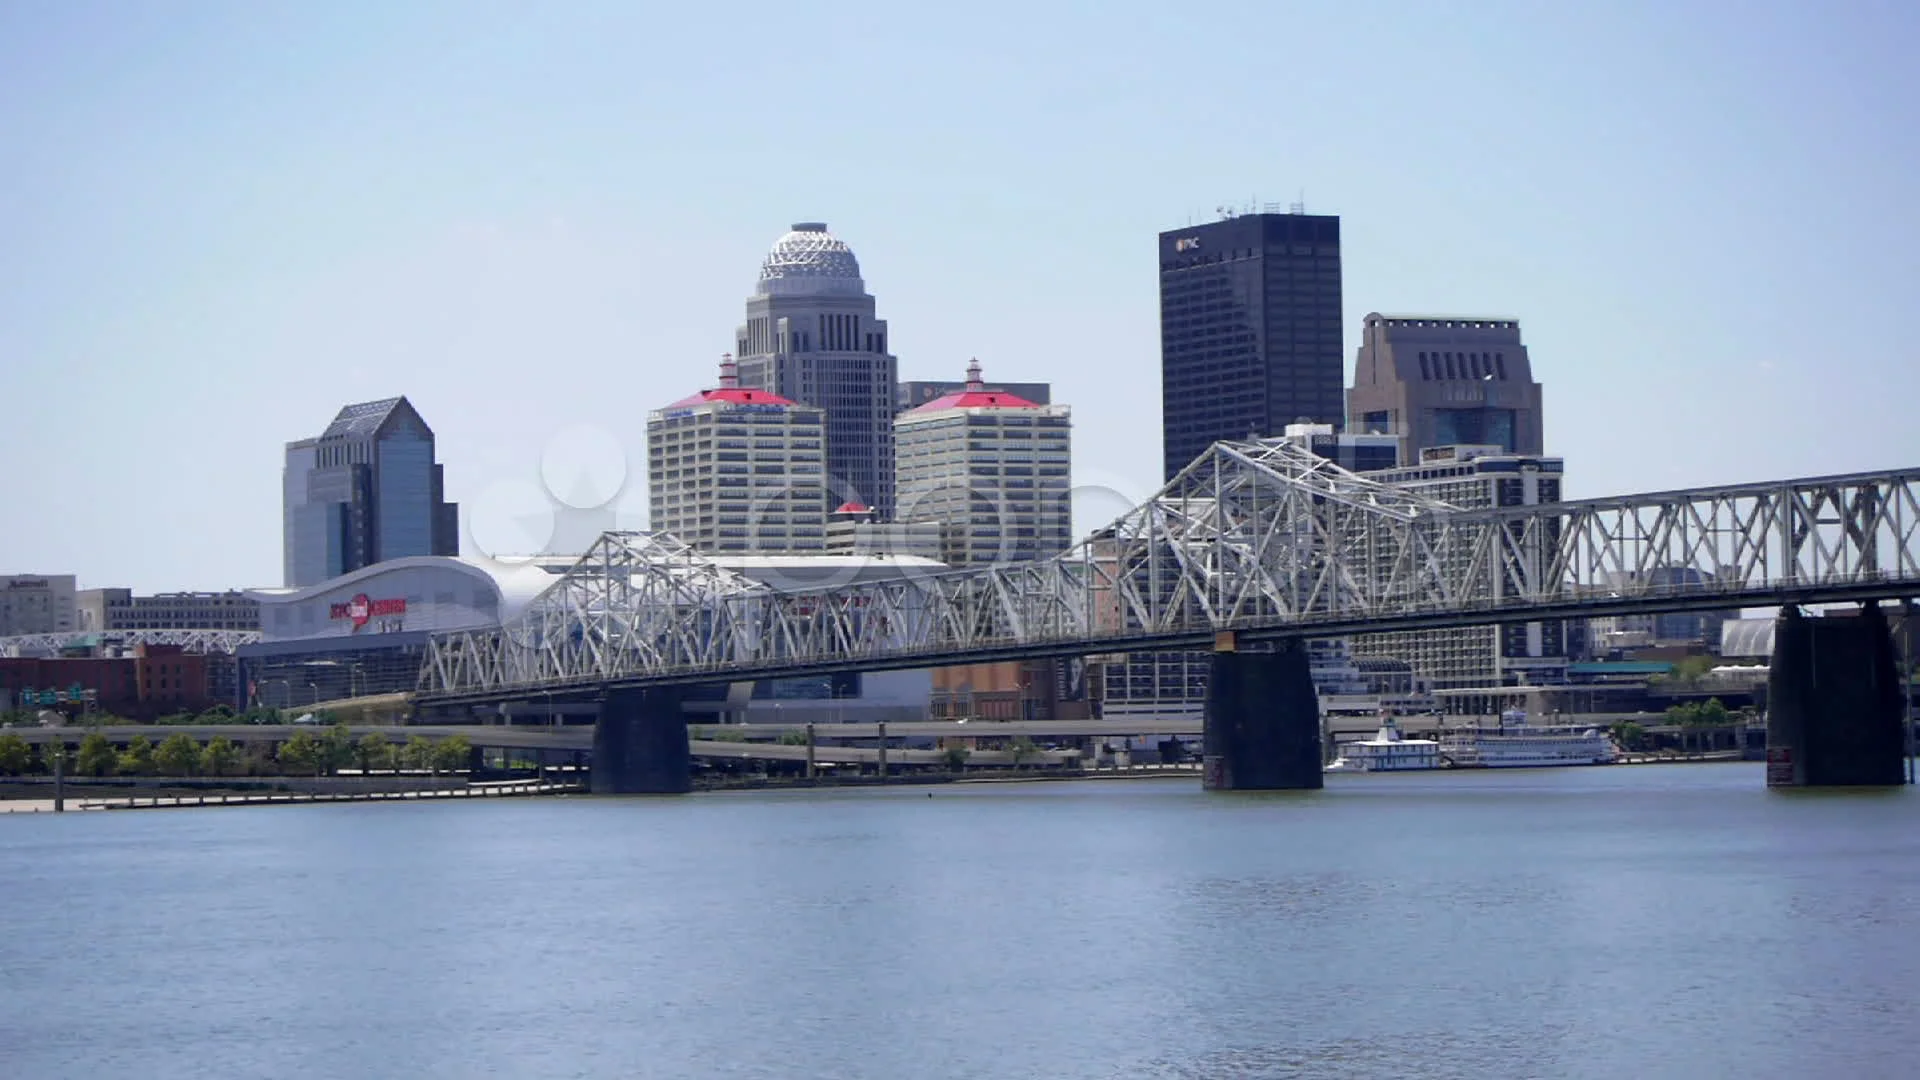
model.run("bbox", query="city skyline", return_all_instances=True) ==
[3,3,1917,592]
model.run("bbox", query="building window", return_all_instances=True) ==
[1496,353,1508,380]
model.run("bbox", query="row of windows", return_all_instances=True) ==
[1373,318,1517,331]
[1417,351,1510,381]
[653,417,820,432]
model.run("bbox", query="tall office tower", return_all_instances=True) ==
[647,355,829,554]
[895,360,1072,567]
[1346,313,1545,463]
[734,223,900,521]
[282,397,458,586]
[1158,210,1344,480]
[1351,444,1569,694]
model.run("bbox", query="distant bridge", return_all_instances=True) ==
[418,439,1920,703]
[0,628,260,659]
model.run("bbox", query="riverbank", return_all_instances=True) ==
[694,762,1201,792]
[1616,750,1748,765]
[0,777,583,813]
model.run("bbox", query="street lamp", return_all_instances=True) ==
[300,658,361,699]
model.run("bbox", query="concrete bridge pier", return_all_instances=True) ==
[1766,604,1907,787]
[590,686,691,795]
[1203,635,1323,791]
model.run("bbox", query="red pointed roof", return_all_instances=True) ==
[833,501,872,514]
[665,353,798,408]
[904,358,1040,413]
[665,387,797,407]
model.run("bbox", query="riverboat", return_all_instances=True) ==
[1437,708,1618,768]
[1325,716,1441,773]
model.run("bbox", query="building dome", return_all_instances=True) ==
[757,222,865,296]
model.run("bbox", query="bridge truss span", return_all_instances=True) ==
[419,440,1920,699]
[0,628,262,659]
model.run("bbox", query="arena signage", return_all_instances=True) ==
[330,593,407,630]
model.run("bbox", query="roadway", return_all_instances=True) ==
[9,712,1674,760]
[9,724,1085,765]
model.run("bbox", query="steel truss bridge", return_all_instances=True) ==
[0,628,261,659]
[419,439,1920,703]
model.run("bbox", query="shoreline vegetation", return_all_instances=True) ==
[0,722,477,783]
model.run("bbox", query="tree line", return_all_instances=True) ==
[0,704,285,729]
[0,727,473,780]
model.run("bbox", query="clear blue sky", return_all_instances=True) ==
[3,0,1915,592]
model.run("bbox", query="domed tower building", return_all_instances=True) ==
[734,223,900,521]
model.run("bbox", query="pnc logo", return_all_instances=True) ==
[330,593,406,629]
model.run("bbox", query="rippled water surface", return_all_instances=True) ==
[4,764,1917,1079]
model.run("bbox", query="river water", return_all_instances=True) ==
[2,763,1916,1079]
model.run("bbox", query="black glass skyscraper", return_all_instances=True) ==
[1157,212,1344,480]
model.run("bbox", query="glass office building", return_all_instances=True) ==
[282,397,459,586]
[1157,211,1344,480]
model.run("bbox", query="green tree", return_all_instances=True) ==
[242,741,276,776]
[0,733,29,775]
[1668,697,1733,727]
[1610,721,1648,751]
[117,735,155,776]
[776,730,812,746]
[200,736,239,777]
[278,731,324,776]
[319,723,355,775]
[431,736,472,776]
[942,745,971,772]
[76,732,116,776]
[401,734,434,772]
[39,740,71,776]
[1673,655,1716,682]
[154,732,200,776]
[1007,735,1038,767]
[355,733,393,773]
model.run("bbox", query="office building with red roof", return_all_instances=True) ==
[893,360,1072,567]
[646,355,829,553]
